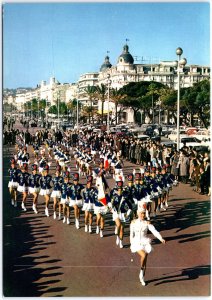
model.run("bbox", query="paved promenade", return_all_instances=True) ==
[3,140,210,297]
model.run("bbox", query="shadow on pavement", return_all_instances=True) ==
[147,265,210,286]
[3,147,67,297]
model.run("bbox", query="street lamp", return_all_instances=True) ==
[176,47,187,151]
[76,86,79,130]
[107,74,111,133]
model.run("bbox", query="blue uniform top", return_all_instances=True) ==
[133,183,148,201]
[18,171,30,186]
[40,175,52,189]
[28,174,41,188]
[82,186,98,204]
[8,167,20,182]
[21,152,30,163]
[110,193,132,213]
[52,176,64,191]
[69,183,84,200]
[61,182,72,199]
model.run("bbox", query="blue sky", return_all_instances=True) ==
[3,2,210,89]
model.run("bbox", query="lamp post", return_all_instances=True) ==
[176,47,187,151]
[107,74,111,133]
[76,86,79,130]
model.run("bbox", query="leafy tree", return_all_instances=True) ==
[83,85,97,123]
[110,87,125,125]
[182,79,210,128]
[119,81,165,123]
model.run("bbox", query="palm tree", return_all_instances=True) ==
[96,84,107,124]
[83,85,97,124]
[110,88,125,125]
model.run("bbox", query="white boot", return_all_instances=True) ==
[58,213,61,220]
[100,229,103,238]
[75,218,80,229]
[96,226,99,234]
[45,207,49,217]
[139,269,146,286]
[67,218,70,225]
[114,226,118,235]
[53,212,57,219]
[11,199,14,206]
[63,217,66,223]
[14,201,17,207]
[89,225,92,233]
[32,203,35,211]
[21,202,27,211]
[160,203,166,211]
[119,239,123,249]
[85,225,88,232]
[116,235,120,245]
[34,206,38,214]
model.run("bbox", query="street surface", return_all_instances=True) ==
[3,124,210,297]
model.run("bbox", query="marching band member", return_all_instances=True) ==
[69,173,84,229]
[109,180,132,248]
[51,165,64,220]
[39,164,52,217]
[123,173,136,220]
[8,158,20,207]
[82,175,97,233]
[94,190,110,238]
[130,203,166,286]
[20,146,30,166]
[28,164,41,214]
[60,171,72,224]
[17,163,30,211]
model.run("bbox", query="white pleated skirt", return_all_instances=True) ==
[130,237,152,254]
[8,181,18,188]
[51,190,62,198]
[82,202,95,211]
[29,187,40,194]
[94,205,108,215]
[69,199,83,207]
[40,188,51,195]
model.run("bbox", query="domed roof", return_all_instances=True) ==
[100,56,112,72]
[118,44,134,64]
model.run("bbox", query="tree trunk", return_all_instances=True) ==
[115,103,118,125]
[101,100,104,124]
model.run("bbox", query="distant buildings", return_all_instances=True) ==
[4,43,210,123]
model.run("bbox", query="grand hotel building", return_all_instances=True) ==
[9,44,210,123]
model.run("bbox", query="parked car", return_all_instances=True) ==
[168,130,187,141]
[137,134,150,141]
[177,136,202,149]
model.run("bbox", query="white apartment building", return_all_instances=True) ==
[11,43,210,124]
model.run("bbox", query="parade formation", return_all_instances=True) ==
[7,121,210,288]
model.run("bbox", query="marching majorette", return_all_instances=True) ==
[123,173,136,220]
[51,165,64,220]
[20,146,30,166]
[133,173,151,220]
[69,173,84,229]
[82,175,97,233]
[39,164,52,217]
[109,180,132,249]
[32,141,40,159]
[130,204,166,286]
[8,158,20,207]
[60,171,72,224]
[17,163,30,211]
[28,164,41,214]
